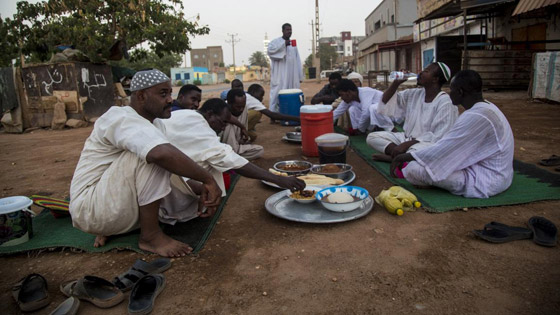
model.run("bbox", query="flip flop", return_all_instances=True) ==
[528,216,558,247]
[128,274,166,315]
[60,275,124,308]
[49,296,80,315]
[11,273,51,312]
[472,222,533,243]
[539,155,560,166]
[113,258,171,292]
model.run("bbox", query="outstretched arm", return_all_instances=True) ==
[234,163,305,191]
[261,109,300,122]
[381,79,407,104]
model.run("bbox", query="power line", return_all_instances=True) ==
[226,33,241,67]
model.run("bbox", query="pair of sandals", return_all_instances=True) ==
[60,258,170,314]
[473,216,558,247]
[12,273,80,314]
[539,154,560,172]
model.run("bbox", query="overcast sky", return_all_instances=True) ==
[1,0,383,67]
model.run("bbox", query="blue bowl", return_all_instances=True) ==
[316,186,369,212]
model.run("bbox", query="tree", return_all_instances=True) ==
[304,54,313,68]
[0,0,209,66]
[248,51,269,67]
[319,43,339,71]
[110,50,182,77]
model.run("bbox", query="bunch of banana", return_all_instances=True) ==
[375,186,421,216]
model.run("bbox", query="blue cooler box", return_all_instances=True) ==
[278,89,303,126]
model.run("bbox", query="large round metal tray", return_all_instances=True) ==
[264,190,374,224]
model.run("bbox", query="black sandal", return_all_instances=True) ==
[528,216,558,247]
[472,222,532,243]
[12,273,51,312]
[112,258,171,291]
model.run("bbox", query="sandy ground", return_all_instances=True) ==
[1,80,559,314]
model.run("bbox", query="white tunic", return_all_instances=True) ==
[332,87,393,132]
[267,37,303,112]
[407,101,514,198]
[378,88,458,142]
[159,110,249,223]
[246,93,267,111]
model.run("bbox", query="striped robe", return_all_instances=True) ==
[403,101,514,198]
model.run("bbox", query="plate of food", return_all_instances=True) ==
[265,189,374,223]
[286,186,322,204]
[263,169,356,189]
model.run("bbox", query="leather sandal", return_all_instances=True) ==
[113,258,171,291]
[128,274,166,315]
[12,273,51,312]
[473,221,533,243]
[49,296,80,315]
[60,275,124,308]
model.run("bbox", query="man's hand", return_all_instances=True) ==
[275,176,306,192]
[390,153,414,178]
[240,127,250,144]
[390,140,418,158]
[197,179,222,217]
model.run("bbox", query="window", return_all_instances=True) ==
[213,54,218,58]
[202,54,206,58]
[184,73,190,80]
[391,15,394,23]
[194,54,199,59]
[175,73,181,80]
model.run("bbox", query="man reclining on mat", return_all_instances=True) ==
[159,98,305,223]
[390,70,514,198]
[69,69,222,258]
[367,62,458,162]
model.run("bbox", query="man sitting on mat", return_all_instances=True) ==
[333,79,394,134]
[390,70,514,198]
[367,62,458,162]
[69,69,222,257]
[160,98,305,223]
[221,89,264,160]
[171,84,202,111]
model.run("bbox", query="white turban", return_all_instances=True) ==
[347,72,363,85]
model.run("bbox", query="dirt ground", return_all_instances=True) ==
[1,80,559,314]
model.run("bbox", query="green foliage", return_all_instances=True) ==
[248,51,269,67]
[0,18,19,67]
[224,78,230,84]
[175,80,184,86]
[193,79,202,85]
[0,0,209,64]
[219,62,225,67]
[304,54,313,68]
[319,43,339,71]
[110,49,182,77]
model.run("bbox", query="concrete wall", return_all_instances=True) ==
[364,0,416,36]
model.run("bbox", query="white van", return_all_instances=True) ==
[320,70,335,79]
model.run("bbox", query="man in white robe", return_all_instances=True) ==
[367,62,458,162]
[160,99,305,223]
[391,70,514,198]
[333,79,394,133]
[221,89,264,160]
[69,69,221,257]
[267,23,303,112]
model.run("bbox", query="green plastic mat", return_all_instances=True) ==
[346,134,560,212]
[0,175,240,255]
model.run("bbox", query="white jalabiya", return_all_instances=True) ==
[404,101,514,198]
[267,37,303,112]
[245,93,267,111]
[221,101,264,160]
[69,106,171,235]
[332,87,394,132]
[159,110,248,224]
[368,88,458,152]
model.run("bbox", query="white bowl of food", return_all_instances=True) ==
[287,186,322,204]
[315,186,369,212]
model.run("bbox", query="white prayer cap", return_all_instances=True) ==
[130,69,170,92]
[347,72,363,84]
[436,62,451,82]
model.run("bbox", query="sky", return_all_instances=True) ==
[0,0,383,67]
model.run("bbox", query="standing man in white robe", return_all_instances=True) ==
[367,62,458,162]
[267,23,303,112]
[160,99,305,223]
[391,70,514,198]
[69,69,222,257]
[333,79,394,133]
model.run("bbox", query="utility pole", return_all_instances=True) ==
[226,33,241,72]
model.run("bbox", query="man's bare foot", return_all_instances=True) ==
[371,154,393,162]
[94,235,108,247]
[139,231,192,257]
